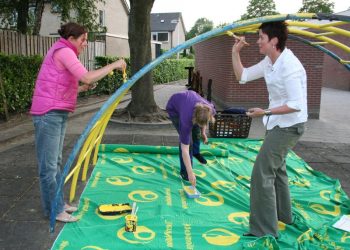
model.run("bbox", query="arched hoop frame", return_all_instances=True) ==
[50,13,350,232]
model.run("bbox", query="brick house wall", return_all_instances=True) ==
[322,23,350,91]
[194,34,324,118]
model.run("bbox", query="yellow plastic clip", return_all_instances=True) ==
[122,68,127,83]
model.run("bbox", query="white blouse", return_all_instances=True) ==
[240,48,308,130]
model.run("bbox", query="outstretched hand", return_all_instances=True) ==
[246,107,265,117]
[114,59,127,71]
[188,171,196,187]
[202,133,208,144]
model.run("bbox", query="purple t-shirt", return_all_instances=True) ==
[166,90,215,145]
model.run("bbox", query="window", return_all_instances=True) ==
[99,10,105,26]
[151,32,169,42]
[157,32,168,42]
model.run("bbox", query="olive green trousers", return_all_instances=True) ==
[249,123,305,238]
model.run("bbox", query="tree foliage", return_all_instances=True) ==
[186,18,214,40]
[53,0,106,33]
[0,0,30,33]
[0,0,105,34]
[241,0,279,20]
[299,0,334,14]
[216,22,231,28]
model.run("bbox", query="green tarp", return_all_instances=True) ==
[52,139,350,249]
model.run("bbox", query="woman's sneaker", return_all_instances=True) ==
[194,154,207,164]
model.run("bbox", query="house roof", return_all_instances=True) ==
[336,9,350,16]
[151,12,184,32]
[121,0,130,14]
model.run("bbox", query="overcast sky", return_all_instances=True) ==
[150,0,349,31]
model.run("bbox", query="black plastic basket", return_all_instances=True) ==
[209,111,252,138]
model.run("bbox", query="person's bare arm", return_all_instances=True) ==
[181,143,196,186]
[80,59,126,85]
[201,125,208,144]
[231,38,247,81]
[246,105,299,117]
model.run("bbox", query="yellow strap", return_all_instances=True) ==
[123,68,127,82]
[315,32,334,37]
[340,59,350,64]
[310,42,329,45]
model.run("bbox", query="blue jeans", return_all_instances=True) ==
[32,110,68,217]
[169,116,201,173]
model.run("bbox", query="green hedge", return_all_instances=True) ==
[153,58,194,84]
[94,56,194,86]
[0,54,42,118]
[86,56,132,96]
[0,54,194,119]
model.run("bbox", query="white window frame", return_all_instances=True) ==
[151,32,169,42]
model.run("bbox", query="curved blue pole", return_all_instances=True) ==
[50,13,337,232]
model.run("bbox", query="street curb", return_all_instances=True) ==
[0,97,108,150]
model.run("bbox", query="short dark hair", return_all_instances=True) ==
[259,21,288,51]
[58,22,87,39]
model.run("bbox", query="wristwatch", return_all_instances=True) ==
[264,109,272,116]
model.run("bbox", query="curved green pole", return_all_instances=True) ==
[289,34,350,71]
[50,13,330,232]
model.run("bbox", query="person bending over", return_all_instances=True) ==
[166,90,216,187]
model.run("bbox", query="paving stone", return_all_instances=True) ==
[0,197,14,217]
[0,178,35,198]
[133,134,163,145]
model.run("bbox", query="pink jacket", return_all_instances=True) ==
[30,38,80,115]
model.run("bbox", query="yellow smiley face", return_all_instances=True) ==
[132,166,156,175]
[228,211,249,226]
[310,204,340,216]
[128,190,159,202]
[193,169,207,178]
[111,157,133,164]
[211,180,237,192]
[206,159,217,166]
[202,228,240,246]
[117,225,156,244]
[195,192,224,206]
[106,176,133,186]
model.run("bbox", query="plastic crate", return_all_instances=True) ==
[209,111,252,138]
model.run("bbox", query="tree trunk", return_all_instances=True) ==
[16,0,29,34]
[127,0,159,117]
[33,0,45,35]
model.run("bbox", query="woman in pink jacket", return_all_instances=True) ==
[30,22,126,223]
